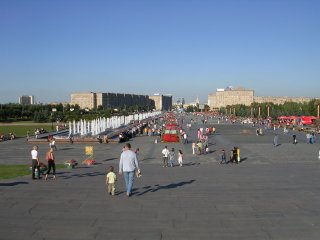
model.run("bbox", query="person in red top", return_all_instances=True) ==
[45,148,56,180]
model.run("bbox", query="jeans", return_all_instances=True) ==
[123,171,135,195]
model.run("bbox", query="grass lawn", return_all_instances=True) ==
[0,124,55,138]
[0,164,65,180]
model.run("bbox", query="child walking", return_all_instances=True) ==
[178,150,183,167]
[169,148,175,167]
[106,166,117,196]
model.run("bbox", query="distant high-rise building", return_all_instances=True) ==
[71,92,155,110]
[19,95,35,105]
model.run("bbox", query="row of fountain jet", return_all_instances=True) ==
[69,111,161,136]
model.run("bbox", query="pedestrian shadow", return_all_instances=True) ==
[205,150,216,154]
[0,181,29,186]
[115,191,126,196]
[240,157,248,163]
[183,162,200,167]
[58,147,73,151]
[103,158,117,162]
[136,180,195,196]
[140,157,155,162]
[58,171,105,179]
[208,143,216,146]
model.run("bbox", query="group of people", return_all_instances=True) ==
[161,146,183,167]
[0,132,16,141]
[192,141,209,155]
[30,145,56,180]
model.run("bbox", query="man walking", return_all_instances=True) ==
[162,146,170,167]
[119,143,141,197]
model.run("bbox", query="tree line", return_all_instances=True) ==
[219,99,320,118]
[0,103,153,123]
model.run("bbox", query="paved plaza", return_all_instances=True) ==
[1,118,320,240]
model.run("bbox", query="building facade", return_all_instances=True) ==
[253,96,311,105]
[19,95,35,105]
[208,87,312,109]
[71,92,154,110]
[208,87,254,109]
[71,92,97,109]
[149,95,173,111]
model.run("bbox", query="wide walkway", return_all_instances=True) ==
[1,116,320,240]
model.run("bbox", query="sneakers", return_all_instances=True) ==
[45,175,56,180]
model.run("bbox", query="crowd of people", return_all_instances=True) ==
[28,112,320,199]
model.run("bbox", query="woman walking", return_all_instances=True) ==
[45,148,56,180]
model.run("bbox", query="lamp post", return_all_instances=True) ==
[51,108,57,131]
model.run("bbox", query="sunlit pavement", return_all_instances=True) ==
[1,118,320,240]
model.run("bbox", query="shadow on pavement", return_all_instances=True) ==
[135,180,195,196]
[140,157,155,161]
[183,162,200,167]
[58,171,105,179]
[103,158,117,162]
[0,181,29,186]
[58,147,73,151]
[240,157,248,162]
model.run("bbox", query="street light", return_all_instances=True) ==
[51,108,57,131]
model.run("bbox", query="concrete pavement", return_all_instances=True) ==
[1,118,320,240]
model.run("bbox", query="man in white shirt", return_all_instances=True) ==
[31,146,41,179]
[162,146,170,167]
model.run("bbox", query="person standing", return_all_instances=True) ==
[220,149,227,164]
[162,146,170,167]
[192,142,196,155]
[183,133,188,144]
[178,150,183,167]
[273,134,278,147]
[45,148,56,180]
[293,135,297,144]
[119,143,140,197]
[197,141,203,155]
[31,146,41,180]
[169,148,175,167]
[106,166,117,196]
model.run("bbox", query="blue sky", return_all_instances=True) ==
[0,0,319,104]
